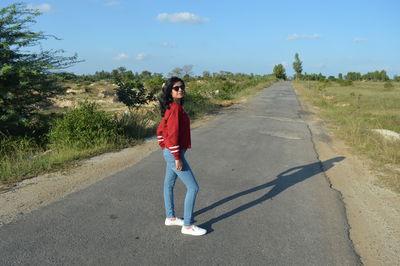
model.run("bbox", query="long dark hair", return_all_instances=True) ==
[158,76,185,117]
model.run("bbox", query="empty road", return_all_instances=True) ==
[0,82,361,265]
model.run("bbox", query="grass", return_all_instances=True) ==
[1,77,277,187]
[0,140,131,185]
[292,80,400,193]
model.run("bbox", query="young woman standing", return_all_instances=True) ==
[157,77,207,236]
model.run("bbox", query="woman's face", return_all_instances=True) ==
[171,81,185,101]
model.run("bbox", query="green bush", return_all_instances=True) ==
[337,80,353,86]
[48,101,120,149]
[384,82,394,89]
[214,81,237,100]
[184,92,216,118]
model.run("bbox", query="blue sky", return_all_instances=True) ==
[3,0,399,77]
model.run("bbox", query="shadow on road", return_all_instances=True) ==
[196,156,345,233]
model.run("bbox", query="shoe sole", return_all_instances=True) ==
[181,230,207,236]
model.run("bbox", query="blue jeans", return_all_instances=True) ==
[163,148,199,226]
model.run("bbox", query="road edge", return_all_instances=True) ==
[293,83,400,266]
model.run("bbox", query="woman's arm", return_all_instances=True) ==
[166,105,181,161]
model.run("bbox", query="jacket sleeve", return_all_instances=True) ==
[166,105,181,160]
[156,120,165,149]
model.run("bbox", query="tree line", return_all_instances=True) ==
[273,53,398,82]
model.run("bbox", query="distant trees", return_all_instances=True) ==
[0,3,79,134]
[273,64,287,80]
[345,72,362,81]
[168,65,194,78]
[295,70,392,82]
[361,70,389,81]
[344,70,389,81]
[93,70,112,80]
[292,53,303,80]
[302,73,326,81]
[182,65,194,78]
[140,70,152,80]
[202,71,211,79]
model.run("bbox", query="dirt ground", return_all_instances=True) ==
[297,96,400,266]
[1,97,399,265]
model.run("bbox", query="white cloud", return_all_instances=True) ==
[161,42,176,48]
[113,53,130,61]
[286,33,322,40]
[104,1,121,6]
[27,3,55,13]
[136,53,148,61]
[156,12,210,24]
[353,38,368,42]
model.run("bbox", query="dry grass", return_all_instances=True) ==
[293,80,400,193]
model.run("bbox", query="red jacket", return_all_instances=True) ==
[156,102,191,160]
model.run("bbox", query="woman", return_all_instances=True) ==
[156,77,207,236]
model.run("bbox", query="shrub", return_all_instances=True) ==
[116,110,158,140]
[48,101,120,149]
[214,81,237,100]
[384,82,394,89]
[337,80,353,86]
[0,136,39,158]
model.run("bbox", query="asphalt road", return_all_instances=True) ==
[0,82,361,265]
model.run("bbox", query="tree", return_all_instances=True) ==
[0,3,79,134]
[140,70,152,80]
[273,64,287,80]
[143,75,164,98]
[114,69,153,111]
[292,53,303,80]
[362,70,389,81]
[345,72,361,81]
[182,65,194,78]
[168,67,183,78]
[114,78,149,111]
[202,71,210,79]
[338,73,343,80]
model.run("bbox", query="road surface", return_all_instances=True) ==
[0,82,361,265]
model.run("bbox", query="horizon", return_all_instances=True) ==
[2,0,399,78]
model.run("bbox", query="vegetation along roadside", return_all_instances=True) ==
[0,69,276,186]
[292,80,400,194]
[0,3,278,187]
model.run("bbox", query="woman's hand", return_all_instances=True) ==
[175,160,184,171]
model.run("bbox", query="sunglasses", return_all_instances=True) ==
[172,85,185,91]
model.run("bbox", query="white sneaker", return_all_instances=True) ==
[181,225,207,236]
[165,217,184,226]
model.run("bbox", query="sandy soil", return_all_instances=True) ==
[298,97,400,266]
[1,94,399,265]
